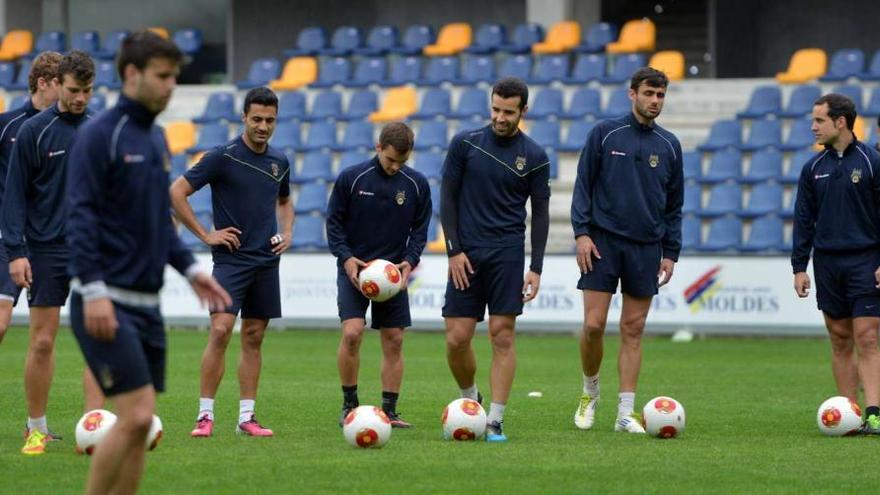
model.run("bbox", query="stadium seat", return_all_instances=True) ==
[454,55,495,85]
[532,21,580,54]
[819,48,865,82]
[277,91,307,122]
[562,53,606,84]
[283,27,328,57]
[180,218,210,250]
[683,151,702,182]
[189,186,214,216]
[528,88,564,120]
[165,121,197,155]
[832,84,863,113]
[737,86,782,119]
[600,87,632,118]
[414,121,448,151]
[606,18,655,54]
[450,88,488,120]
[71,30,99,56]
[698,216,742,252]
[270,57,317,91]
[291,215,327,250]
[454,119,484,135]
[498,23,544,54]
[94,60,121,90]
[193,92,238,124]
[426,215,446,252]
[779,119,814,151]
[700,149,742,184]
[0,30,33,61]
[529,55,569,84]
[94,29,128,60]
[530,120,560,149]
[292,152,334,183]
[0,62,15,89]
[236,58,281,89]
[682,216,701,251]
[294,183,328,214]
[863,87,880,117]
[6,58,29,91]
[310,57,352,88]
[319,26,363,57]
[649,51,685,81]
[430,184,441,215]
[560,87,601,118]
[545,147,558,179]
[300,121,337,152]
[466,24,506,54]
[601,53,647,84]
[170,154,187,181]
[776,48,826,84]
[348,57,388,88]
[697,120,742,152]
[781,188,797,219]
[860,50,880,81]
[575,22,617,53]
[306,91,343,121]
[354,25,399,56]
[778,85,821,118]
[739,119,782,151]
[701,183,742,217]
[558,120,595,152]
[741,149,783,184]
[369,86,417,122]
[270,121,302,152]
[739,183,783,218]
[854,116,868,142]
[741,215,785,252]
[339,151,371,170]
[173,28,202,56]
[147,27,170,39]
[28,31,65,58]
[411,88,452,120]
[424,23,472,56]
[340,90,378,121]
[186,123,229,154]
[414,151,444,181]
[497,54,533,80]
[382,56,422,87]
[391,24,435,56]
[682,183,702,214]
[334,121,374,151]
[418,56,458,86]
[782,150,813,184]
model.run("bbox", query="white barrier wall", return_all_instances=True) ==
[12,254,827,335]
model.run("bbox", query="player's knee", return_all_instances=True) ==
[583,321,605,340]
[241,325,265,347]
[29,333,55,356]
[619,316,646,340]
[446,331,471,353]
[341,329,363,353]
[382,333,404,356]
[208,325,233,348]
[119,408,154,436]
[853,326,879,351]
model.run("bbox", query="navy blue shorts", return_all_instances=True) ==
[212,263,281,319]
[337,269,411,329]
[813,249,880,319]
[442,246,525,322]
[28,250,70,307]
[70,293,166,396]
[0,243,21,305]
[577,228,662,297]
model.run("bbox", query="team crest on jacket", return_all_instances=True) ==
[649,153,659,168]
[851,168,862,183]
[270,162,279,177]
[515,155,526,170]
[395,190,406,205]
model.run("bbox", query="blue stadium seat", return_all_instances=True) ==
[737,86,782,119]
[498,23,543,54]
[173,28,202,56]
[575,22,618,53]
[741,215,785,252]
[187,123,229,154]
[682,215,701,251]
[701,149,742,184]
[88,93,106,113]
[236,58,281,89]
[411,88,452,120]
[450,88,488,120]
[294,182,328,214]
[454,120,484,135]
[71,31,100,56]
[740,119,782,151]
[189,187,213,215]
[334,121,374,151]
[781,188,797,219]
[832,84,863,113]
[94,29,128,60]
[497,54,533,80]
[319,26,363,57]
[683,183,702,214]
[863,87,880,117]
[697,120,742,152]
[383,56,422,87]
[291,215,327,250]
[414,151,444,181]
[467,24,506,55]
[738,183,783,218]
[560,88,601,119]
[418,56,459,86]
[270,121,302,152]
[94,60,121,90]
[28,31,65,57]
[193,92,238,124]
[354,25,399,56]
[0,62,15,89]
[300,121,337,152]
[414,121,448,151]
[311,57,352,88]
[600,87,631,119]
[427,215,441,243]
[528,88,564,120]
[180,223,206,250]
[860,50,880,81]
[7,59,29,91]
[741,149,782,184]
[348,57,387,88]
[430,184,440,215]
[277,91,307,122]
[545,147,558,179]
[530,120,560,149]
[778,85,821,118]
[307,91,343,121]
[8,94,27,110]
[292,152,334,184]
[562,54,606,84]
[283,27,328,57]
[601,53,647,84]
[558,121,595,152]
[779,119,814,151]
[683,151,702,182]
[340,90,378,121]
[170,154,187,181]
[390,24,435,56]
[454,55,495,85]
[529,55,569,84]
[339,151,371,170]
[820,48,865,82]
[782,150,814,184]
[701,183,742,218]
[698,216,742,252]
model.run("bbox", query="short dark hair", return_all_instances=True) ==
[815,93,856,130]
[378,122,414,153]
[28,51,62,94]
[243,87,278,115]
[492,77,529,109]
[630,67,669,90]
[58,50,95,84]
[117,30,183,82]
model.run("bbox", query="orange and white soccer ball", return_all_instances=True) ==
[342,405,392,448]
[75,409,117,455]
[358,259,402,302]
[817,396,862,436]
[442,398,487,441]
[146,414,163,451]
[642,396,686,438]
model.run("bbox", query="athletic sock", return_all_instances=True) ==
[381,391,399,415]
[198,398,215,421]
[487,402,506,425]
[239,399,255,424]
[342,385,359,408]
[460,384,479,401]
[618,392,635,418]
[866,406,880,418]
[583,373,600,397]
[27,416,48,435]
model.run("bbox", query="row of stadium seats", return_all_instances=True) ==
[0,56,122,90]
[684,183,797,218]
[0,28,201,63]
[777,47,880,84]
[697,116,873,152]
[5,92,108,113]
[685,149,814,184]
[739,84,880,120]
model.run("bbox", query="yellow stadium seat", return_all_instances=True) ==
[423,23,472,56]
[649,50,685,81]
[0,30,33,61]
[776,48,827,84]
[606,18,655,54]
[426,227,446,253]
[0,94,5,113]
[810,116,866,151]
[269,57,317,91]
[165,121,197,155]
[369,87,417,122]
[147,27,170,39]
[532,21,580,54]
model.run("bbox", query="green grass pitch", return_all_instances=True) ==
[0,327,875,494]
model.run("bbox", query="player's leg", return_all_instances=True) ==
[336,267,371,425]
[23,306,61,443]
[0,298,12,343]
[236,317,273,436]
[374,288,411,427]
[0,251,19,343]
[82,367,105,411]
[851,294,880,433]
[615,293,652,433]
[445,317,479,395]
[575,290,612,429]
[485,314,516,440]
[824,314,858,396]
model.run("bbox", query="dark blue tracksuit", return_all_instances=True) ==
[184,136,290,319]
[571,112,684,297]
[326,156,431,328]
[66,95,197,395]
[1,104,91,306]
[792,140,880,318]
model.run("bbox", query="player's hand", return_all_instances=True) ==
[189,272,232,312]
[522,270,541,302]
[396,261,413,289]
[203,227,242,252]
[270,232,290,255]
[575,235,601,273]
[344,257,367,289]
[658,258,676,287]
[9,257,32,289]
[84,297,119,341]
[794,272,811,297]
[448,253,474,290]
[875,266,880,288]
